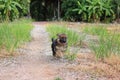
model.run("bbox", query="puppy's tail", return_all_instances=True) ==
[51,38,54,42]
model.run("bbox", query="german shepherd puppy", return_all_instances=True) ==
[51,33,67,58]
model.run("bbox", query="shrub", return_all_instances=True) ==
[61,0,80,21]
[0,0,30,21]
[62,0,115,22]
[72,1,87,21]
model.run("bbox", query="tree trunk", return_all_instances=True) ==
[58,0,60,20]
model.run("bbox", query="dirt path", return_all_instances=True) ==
[0,23,106,80]
[0,24,59,80]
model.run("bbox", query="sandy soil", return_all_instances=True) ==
[0,23,108,80]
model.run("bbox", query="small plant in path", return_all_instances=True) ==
[55,77,62,80]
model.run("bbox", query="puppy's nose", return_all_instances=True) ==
[63,39,66,43]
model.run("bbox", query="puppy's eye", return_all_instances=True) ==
[62,37,66,38]
[62,38,66,39]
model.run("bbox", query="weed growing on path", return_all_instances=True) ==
[55,77,62,80]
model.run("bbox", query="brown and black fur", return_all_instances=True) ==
[51,34,67,58]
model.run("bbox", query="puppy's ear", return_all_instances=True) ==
[57,34,60,38]
[57,33,59,36]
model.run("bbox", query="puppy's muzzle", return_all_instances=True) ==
[60,39,67,43]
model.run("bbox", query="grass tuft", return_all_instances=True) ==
[83,26,108,36]
[46,24,84,60]
[46,24,83,47]
[0,18,33,55]
[55,77,62,80]
[83,26,120,59]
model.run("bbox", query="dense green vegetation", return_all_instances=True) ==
[29,0,119,22]
[0,0,30,21]
[0,18,33,55]
[30,0,58,21]
[62,0,118,22]
[0,0,119,22]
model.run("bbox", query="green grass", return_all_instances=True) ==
[65,53,77,61]
[83,26,108,36]
[83,26,120,59]
[46,24,84,60]
[47,24,83,47]
[54,77,62,80]
[0,18,33,54]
